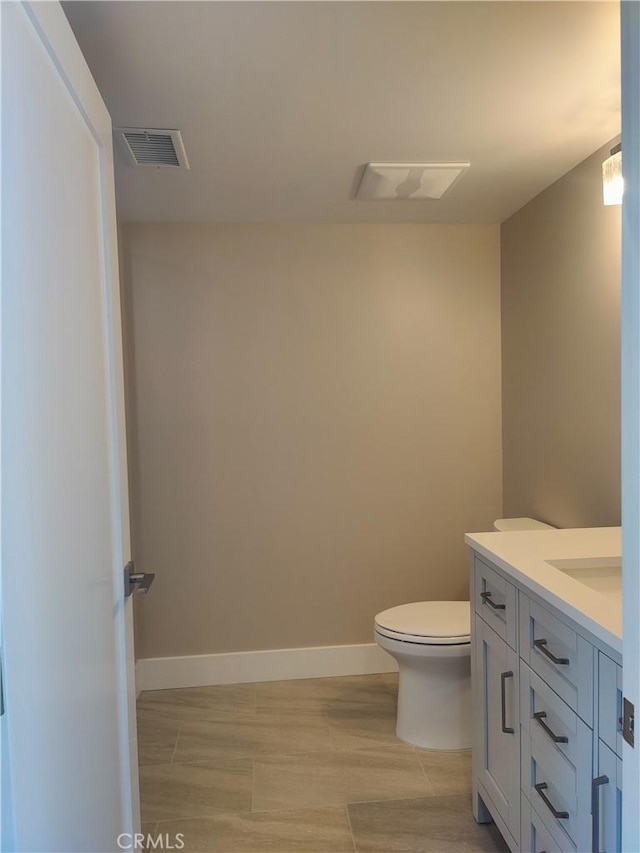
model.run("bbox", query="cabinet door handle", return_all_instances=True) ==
[533,711,569,744]
[534,782,569,819]
[480,590,506,610]
[591,775,609,853]
[500,670,514,733]
[533,638,570,666]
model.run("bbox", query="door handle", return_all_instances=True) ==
[480,591,506,610]
[533,638,570,666]
[500,671,514,733]
[534,782,569,819]
[124,561,155,597]
[533,711,569,744]
[591,775,609,853]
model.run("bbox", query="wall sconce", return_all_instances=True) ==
[602,143,623,206]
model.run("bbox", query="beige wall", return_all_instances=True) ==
[121,223,502,659]
[501,141,621,528]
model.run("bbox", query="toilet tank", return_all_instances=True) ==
[493,517,555,531]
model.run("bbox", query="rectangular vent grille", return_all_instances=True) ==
[125,132,179,165]
[116,128,189,169]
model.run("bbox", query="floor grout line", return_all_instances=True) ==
[169,721,182,764]
[250,755,256,813]
[143,755,256,769]
[344,803,358,853]
[412,745,437,794]
[344,792,447,808]
[142,741,422,769]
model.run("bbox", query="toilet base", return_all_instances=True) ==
[394,648,471,750]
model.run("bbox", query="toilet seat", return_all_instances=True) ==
[374,600,470,646]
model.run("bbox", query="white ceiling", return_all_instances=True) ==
[63,1,620,224]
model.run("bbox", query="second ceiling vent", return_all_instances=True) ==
[116,128,190,169]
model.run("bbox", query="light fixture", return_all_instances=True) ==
[602,143,622,206]
[355,162,470,201]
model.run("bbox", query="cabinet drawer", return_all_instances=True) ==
[521,716,592,851]
[519,596,594,726]
[520,662,592,772]
[520,793,577,853]
[599,652,623,758]
[474,557,517,649]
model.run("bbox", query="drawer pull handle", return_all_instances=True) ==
[533,711,569,744]
[480,591,506,610]
[534,782,569,820]
[591,775,609,853]
[500,670,514,734]
[533,638,570,666]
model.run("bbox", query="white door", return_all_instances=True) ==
[1,2,140,850]
[622,1,640,850]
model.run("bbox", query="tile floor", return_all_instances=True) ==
[137,673,509,852]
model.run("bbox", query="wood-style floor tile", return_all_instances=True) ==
[252,745,431,811]
[173,711,333,763]
[139,757,253,823]
[255,674,397,716]
[348,794,510,852]
[326,703,399,751]
[414,748,472,796]
[136,707,180,766]
[155,806,355,852]
[138,683,256,722]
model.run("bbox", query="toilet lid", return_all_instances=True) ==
[374,601,470,645]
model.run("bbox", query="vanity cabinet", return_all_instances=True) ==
[470,553,623,853]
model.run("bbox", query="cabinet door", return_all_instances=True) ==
[595,741,622,853]
[474,615,520,841]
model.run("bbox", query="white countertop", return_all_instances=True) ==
[464,526,622,655]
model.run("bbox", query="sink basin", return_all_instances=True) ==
[545,556,622,599]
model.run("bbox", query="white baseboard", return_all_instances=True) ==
[135,642,397,692]
[136,660,142,699]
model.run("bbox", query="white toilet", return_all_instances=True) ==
[374,516,554,750]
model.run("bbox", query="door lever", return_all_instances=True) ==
[124,561,155,597]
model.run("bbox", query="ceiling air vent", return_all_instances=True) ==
[356,162,469,200]
[116,128,190,169]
